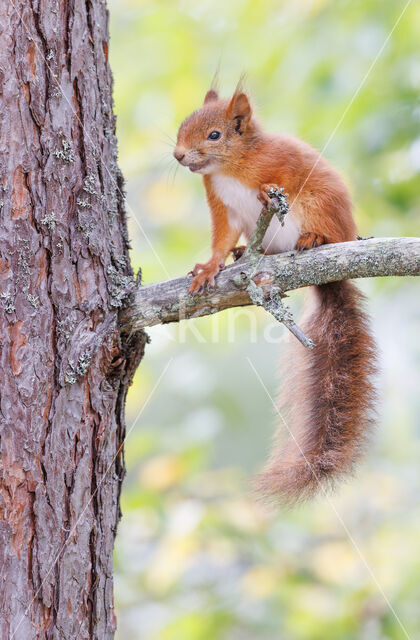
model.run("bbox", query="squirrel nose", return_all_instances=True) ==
[173,148,185,162]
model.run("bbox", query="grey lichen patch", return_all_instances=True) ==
[64,367,77,385]
[41,211,57,230]
[83,173,97,195]
[247,280,290,323]
[65,351,92,384]
[57,317,76,341]
[0,291,15,314]
[54,137,75,164]
[106,264,135,308]
[76,211,94,241]
[246,279,266,306]
[26,294,39,309]
[76,198,91,209]
[76,351,92,376]
[46,49,54,61]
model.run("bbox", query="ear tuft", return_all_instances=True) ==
[203,89,219,105]
[226,91,252,134]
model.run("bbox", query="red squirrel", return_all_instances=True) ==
[173,85,377,504]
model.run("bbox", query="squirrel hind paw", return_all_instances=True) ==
[296,233,326,251]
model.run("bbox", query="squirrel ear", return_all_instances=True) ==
[226,92,252,134]
[203,89,219,105]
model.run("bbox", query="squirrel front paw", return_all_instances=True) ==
[188,258,225,295]
[257,183,281,208]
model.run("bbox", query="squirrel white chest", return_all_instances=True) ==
[210,174,301,254]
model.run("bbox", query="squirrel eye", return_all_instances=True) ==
[207,130,221,140]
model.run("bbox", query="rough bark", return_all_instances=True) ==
[121,236,420,331]
[0,2,146,639]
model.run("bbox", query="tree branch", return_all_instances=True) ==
[244,186,289,257]
[120,237,420,334]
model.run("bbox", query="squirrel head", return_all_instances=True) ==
[173,88,258,175]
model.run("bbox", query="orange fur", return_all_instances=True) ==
[174,87,377,503]
[189,177,240,294]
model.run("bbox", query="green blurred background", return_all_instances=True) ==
[108,1,420,638]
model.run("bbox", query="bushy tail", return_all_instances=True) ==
[257,281,378,505]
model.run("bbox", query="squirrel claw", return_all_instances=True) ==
[189,281,204,296]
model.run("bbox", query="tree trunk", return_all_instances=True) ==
[0,2,146,638]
